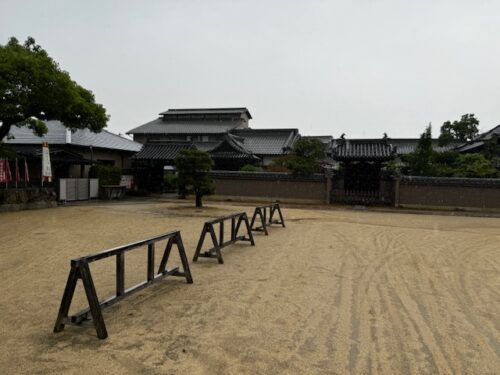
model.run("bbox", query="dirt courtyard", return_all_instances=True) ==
[0,199,498,374]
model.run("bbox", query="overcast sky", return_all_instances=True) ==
[2,0,500,138]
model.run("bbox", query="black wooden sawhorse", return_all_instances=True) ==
[53,230,193,339]
[192,212,255,264]
[250,203,285,235]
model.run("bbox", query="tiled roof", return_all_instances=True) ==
[11,144,92,164]
[389,139,460,155]
[5,121,142,152]
[127,118,240,134]
[454,124,500,153]
[209,134,259,159]
[191,141,220,152]
[133,142,194,161]
[301,135,333,146]
[334,141,394,161]
[231,128,299,155]
[159,107,252,118]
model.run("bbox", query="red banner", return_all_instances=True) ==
[5,159,12,183]
[25,160,30,183]
[15,159,20,184]
[0,160,5,183]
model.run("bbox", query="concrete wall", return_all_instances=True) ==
[397,176,500,210]
[211,171,327,203]
[211,172,500,210]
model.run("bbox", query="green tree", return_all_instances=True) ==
[438,114,479,146]
[0,36,108,140]
[453,153,498,178]
[405,124,436,176]
[268,154,292,172]
[90,164,121,186]
[286,138,326,177]
[175,149,215,207]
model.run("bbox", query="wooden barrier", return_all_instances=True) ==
[53,230,193,339]
[192,212,255,264]
[250,203,285,235]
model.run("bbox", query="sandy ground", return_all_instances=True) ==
[0,199,498,375]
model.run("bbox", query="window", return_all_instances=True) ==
[202,135,209,142]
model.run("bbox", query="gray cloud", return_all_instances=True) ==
[1,0,499,138]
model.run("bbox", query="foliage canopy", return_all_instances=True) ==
[403,125,498,178]
[0,36,108,141]
[438,114,479,146]
[175,149,215,207]
[269,138,326,176]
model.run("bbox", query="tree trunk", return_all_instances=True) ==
[195,193,203,208]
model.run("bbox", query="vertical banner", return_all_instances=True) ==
[6,159,12,183]
[0,159,6,184]
[25,159,30,187]
[42,142,52,183]
[15,159,20,188]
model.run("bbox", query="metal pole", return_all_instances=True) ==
[88,146,93,200]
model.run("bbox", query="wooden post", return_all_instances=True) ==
[147,243,155,282]
[231,217,236,241]
[116,253,125,297]
[394,177,401,208]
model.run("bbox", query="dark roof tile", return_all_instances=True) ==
[231,128,299,155]
[334,141,394,161]
[133,142,194,161]
[127,118,241,134]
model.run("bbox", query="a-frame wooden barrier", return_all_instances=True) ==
[192,212,255,264]
[250,203,285,235]
[53,230,193,339]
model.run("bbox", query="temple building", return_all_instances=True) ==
[128,108,300,187]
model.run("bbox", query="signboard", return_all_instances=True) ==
[42,142,52,182]
[120,175,134,189]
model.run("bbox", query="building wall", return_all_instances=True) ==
[211,171,326,202]
[397,176,500,210]
[68,148,135,177]
[210,172,500,210]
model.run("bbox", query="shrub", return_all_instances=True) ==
[164,173,178,191]
[90,164,121,186]
[240,164,258,172]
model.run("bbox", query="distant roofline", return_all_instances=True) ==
[233,128,298,133]
[336,138,459,142]
[159,107,252,119]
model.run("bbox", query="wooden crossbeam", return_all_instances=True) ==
[192,212,255,264]
[53,230,193,340]
[250,203,285,235]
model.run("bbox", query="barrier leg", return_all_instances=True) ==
[277,205,285,227]
[158,237,174,273]
[175,234,193,283]
[193,224,208,262]
[208,224,224,264]
[79,261,108,339]
[243,214,255,246]
[53,265,79,333]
